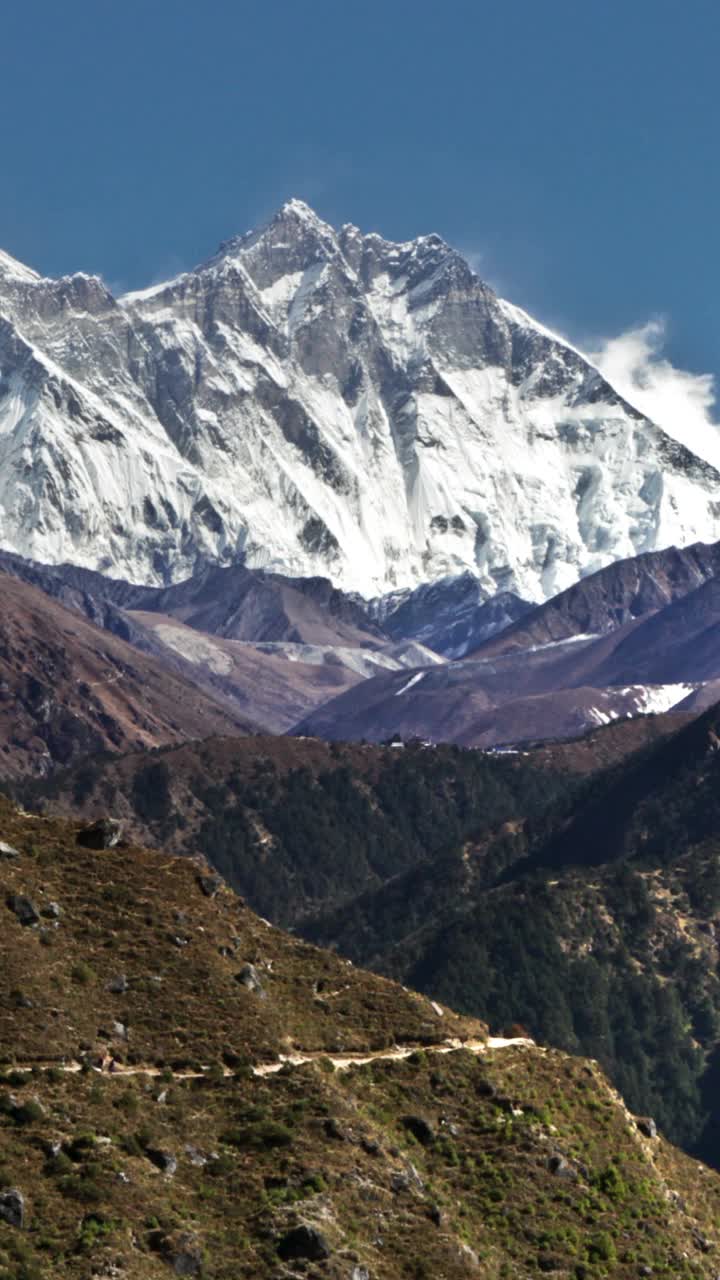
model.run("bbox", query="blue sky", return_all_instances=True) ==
[2,0,718,411]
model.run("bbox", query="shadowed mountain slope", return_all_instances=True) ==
[295,542,720,747]
[302,703,720,1165]
[20,736,568,928]
[467,537,720,658]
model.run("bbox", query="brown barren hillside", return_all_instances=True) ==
[0,572,258,776]
[126,610,373,732]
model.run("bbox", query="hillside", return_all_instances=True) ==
[1,795,720,1278]
[514,710,692,772]
[0,573,257,777]
[3,540,719,754]
[303,705,720,1166]
[20,736,568,927]
[467,540,720,658]
[294,556,720,748]
[293,648,694,748]
[0,552,444,736]
[24,715,720,1169]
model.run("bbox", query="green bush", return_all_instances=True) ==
[587,1231,616,1264]
[70,962,94,987]
[222,1121,293,1150]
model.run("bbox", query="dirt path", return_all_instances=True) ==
[8,1035,535,1081]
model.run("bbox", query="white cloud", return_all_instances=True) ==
[589,319,720,470]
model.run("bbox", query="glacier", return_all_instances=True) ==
[0,198,719,601]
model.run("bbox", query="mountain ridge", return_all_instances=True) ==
[3,199,720,599]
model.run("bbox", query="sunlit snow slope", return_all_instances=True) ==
[0,200,719,599]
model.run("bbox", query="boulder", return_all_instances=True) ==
[0,1188,25,1229]
[637,1117,658,1139]
[6,894,39,927]
[76,818,123,850]
[197,874,223,898]
[184,1144,208,1168]
[391,1163,424,1194]
[0,841,20,859]
[323,1117,346,1141]
[547,1154,577,1181]
[146,1148,177,1177]
[691,1228,712,1253]
[149,1228,202,1276]
[107,974,128,994]
[401,1114,435,1146]
[361,1137,381,1156]
[457,1242,479,1268]
[235,963,265,997]
[276,1224,331,1261]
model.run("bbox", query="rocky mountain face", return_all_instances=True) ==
[2,792,720,1279]
[2,200,720,600]
[118,562,386,648]
[0,548,392,650]
[468,538,720,658]
[368,573,533,657]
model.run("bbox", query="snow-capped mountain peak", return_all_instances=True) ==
[0,249,42,284]
[0,201,719,598]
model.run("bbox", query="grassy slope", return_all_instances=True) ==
[1,799,720,1278]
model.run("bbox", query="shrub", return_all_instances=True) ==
[76,1214,116,1251]
[222,1121,293,1150]
[59,1171,104,1204]
[71,962,94,987]
[12,1100,45,1126]
[587,1231,616,1264]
